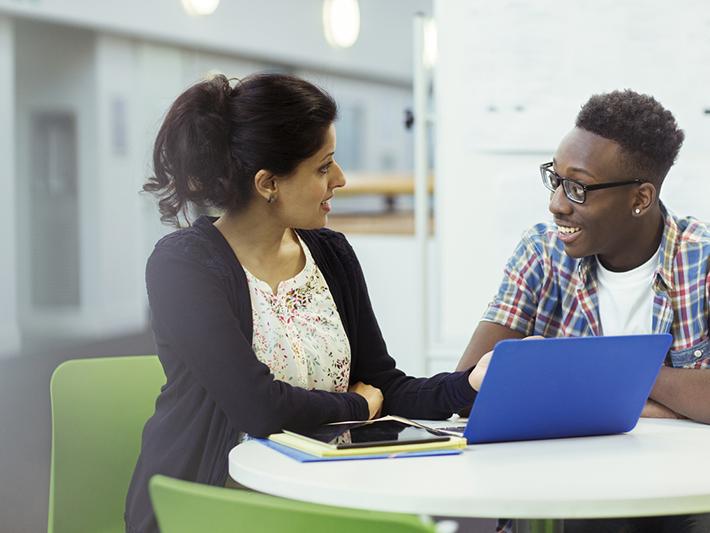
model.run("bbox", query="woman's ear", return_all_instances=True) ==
[254,170,278,203]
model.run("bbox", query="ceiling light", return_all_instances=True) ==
[182,0,220,16]
[322,0,360,49]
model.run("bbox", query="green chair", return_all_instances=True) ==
[48,355,165,533]
[149,474,438,533]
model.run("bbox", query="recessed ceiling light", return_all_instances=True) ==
[322,0,360,49]
[182,0,220,16]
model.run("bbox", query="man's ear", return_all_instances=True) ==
[632,182,657,216]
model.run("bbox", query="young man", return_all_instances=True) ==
[458,90,710,533]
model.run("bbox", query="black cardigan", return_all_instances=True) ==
[125,216,475,533]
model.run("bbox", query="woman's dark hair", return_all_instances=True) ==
[144,73,338,226]
[575,90,684,184]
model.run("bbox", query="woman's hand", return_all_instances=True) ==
[468,335,545,391]
[349,381,384,420]
[468,351,492,391]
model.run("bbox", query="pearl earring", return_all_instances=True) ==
[634,208,641,214]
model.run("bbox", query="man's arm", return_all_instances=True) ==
[648,367,710,424]
[641,398,685,419]
[455,321,524,371]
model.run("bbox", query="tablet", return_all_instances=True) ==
[287,419,449,449]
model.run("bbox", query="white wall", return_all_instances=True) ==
[0,15,19,357]
[93,35,147,334]
[14,20,99,342]
[434,0,710,364]
[0,0,429,84]
[348,236,441,376]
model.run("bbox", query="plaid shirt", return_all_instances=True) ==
[488,205,710,532]
[484,204,710,368]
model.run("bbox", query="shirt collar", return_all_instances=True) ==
[656,203,678,290]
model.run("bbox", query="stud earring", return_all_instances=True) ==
[634,208,641,214]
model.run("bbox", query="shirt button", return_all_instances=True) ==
[694,349,703,358]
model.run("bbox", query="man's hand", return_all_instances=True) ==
[349,381,384,420]
[641,398,685,419]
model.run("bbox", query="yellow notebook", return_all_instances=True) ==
[268,416,467,458]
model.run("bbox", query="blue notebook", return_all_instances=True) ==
[255,438,462,462]
[447,334,672,444]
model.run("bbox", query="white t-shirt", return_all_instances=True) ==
[243,234,351,393]
[595,247,661,336]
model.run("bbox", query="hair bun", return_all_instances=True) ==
[205,74,234,118]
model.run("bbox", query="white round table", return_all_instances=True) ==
[229,418,710,521]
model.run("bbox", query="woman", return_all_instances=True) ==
[125,73,478,533]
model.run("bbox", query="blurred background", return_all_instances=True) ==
[0,1,442,531]
[2,0,710,531]
[0,0,428,363]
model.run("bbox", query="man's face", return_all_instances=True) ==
[549,127,640,265]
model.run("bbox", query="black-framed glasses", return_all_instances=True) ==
[540,162,645,204]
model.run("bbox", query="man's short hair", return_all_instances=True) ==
[575,90,684,183]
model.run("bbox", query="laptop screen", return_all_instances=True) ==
[463,334,672,444]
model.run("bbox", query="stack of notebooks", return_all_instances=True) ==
[259,415,467,462]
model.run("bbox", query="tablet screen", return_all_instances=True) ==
[296,420,449,449]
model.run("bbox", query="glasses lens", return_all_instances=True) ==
[541,167,558,192]
[563,180,585,203]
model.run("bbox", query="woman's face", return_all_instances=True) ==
[274,124,345,229]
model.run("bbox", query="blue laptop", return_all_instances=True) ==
[448,334,672,444]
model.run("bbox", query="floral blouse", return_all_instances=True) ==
[243,235,351,393]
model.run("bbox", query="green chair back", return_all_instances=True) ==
[48,355,165,533]
[150,474,437,533]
